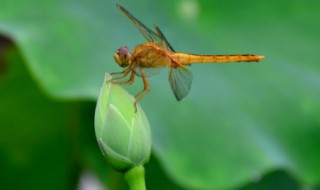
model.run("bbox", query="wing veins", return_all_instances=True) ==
[116,4,175,51]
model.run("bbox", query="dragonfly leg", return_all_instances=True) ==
[110,70,126,75]
[134,71,150,112]
[110,67,132,81]
[111,69,135,85]
[110,70,138,112]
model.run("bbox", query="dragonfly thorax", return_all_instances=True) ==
[114,46,132,68]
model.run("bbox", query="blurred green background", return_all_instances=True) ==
[0,0,319,189]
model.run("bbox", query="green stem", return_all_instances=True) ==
[124,166,146,190]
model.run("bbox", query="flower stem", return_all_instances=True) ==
[124,166,146,190]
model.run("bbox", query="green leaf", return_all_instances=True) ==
[0,46,72,189]
[1,0,320,189]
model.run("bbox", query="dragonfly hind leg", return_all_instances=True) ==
[134,71,151,111]
[110,67,150,112]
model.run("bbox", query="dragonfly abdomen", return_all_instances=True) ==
[173,53,264,65]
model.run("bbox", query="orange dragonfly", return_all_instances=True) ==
[112,4,264,108]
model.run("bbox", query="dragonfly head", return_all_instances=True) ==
[114,46,131,68]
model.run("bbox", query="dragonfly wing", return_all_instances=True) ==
[135,67,163,77]
[168,66,193,101]
[154,25,175,52]
[117,4,175,51]
[116,4,161,42]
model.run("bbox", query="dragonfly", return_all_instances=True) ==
[112,4,264,109]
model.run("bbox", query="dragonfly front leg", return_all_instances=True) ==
[110,67,132,81]
[111,69,136,85]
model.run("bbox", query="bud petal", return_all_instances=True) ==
[95,74,152,171]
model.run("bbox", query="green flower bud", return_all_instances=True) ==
[95,74,152,171]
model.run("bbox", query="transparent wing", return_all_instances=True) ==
[135,67,163,77]
[153,25,175,52]
[168,66,193,101]
[116,4,175,52]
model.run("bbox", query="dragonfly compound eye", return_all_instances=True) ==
[114,46,131,68]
